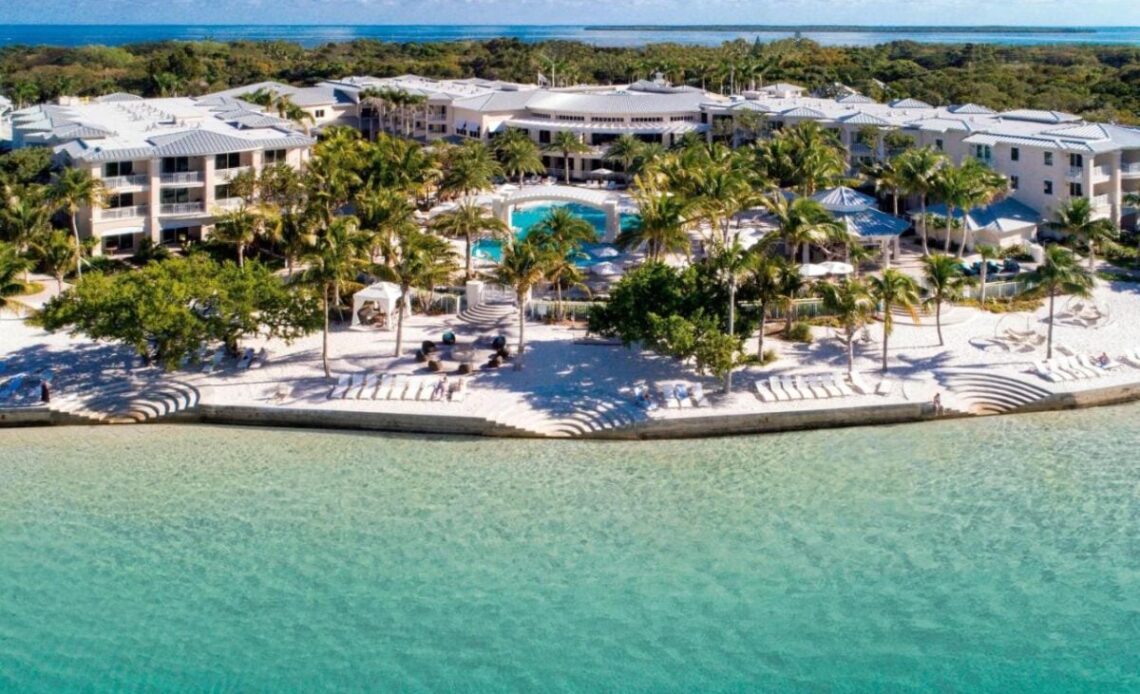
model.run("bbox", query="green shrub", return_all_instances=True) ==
[786,321,813,343]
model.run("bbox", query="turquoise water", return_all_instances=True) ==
[472,202,637,264]
[1,407,1139,690]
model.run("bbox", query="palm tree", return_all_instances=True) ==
[212,209,260,267]
[1030,245,1094,360]
[895,147,947,256]
[1,185,51,283]
[921,254,968,346]
[816,277,874,374]
[869,268,921,373]
[301,217,370,377]
[953,160,1007,257]
[764,194,844,262]
[864,158,905,217]
[530,207,596,321]
[354,186,418,266]
[545,131,590,184]
[430,201,509,280]
[49,168,104,279]
[30,229,78,292]
[441,140,501,201]
[386,229,457,358]
[975,243,1000,304]
[494,237,554,368]
[617,190,691,261]
[746,252,785,359]
[603,134,643,184]
[711,240,753,392]
[1050,197,1118,270]
[0,242,30,312]
[495,129,545,186]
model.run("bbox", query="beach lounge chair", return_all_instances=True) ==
[781,376,804,400]
[0,373,26,402]
[830,374,854,397]
[1060,357,1093,379]
[793,375,816,399]
[753,380,771,402]
[374,373,392,400]
[690,383,708,407]
[417,378,433,401]
[347,372,364,398]
[328,374,351,399]
[360,373,379,399]
[876,379,896,396]
[237,347,255,370]
[817,375,841,398]
[767,376,788,401]
[1034,361,1063,383]
[202,347,224,373]
[450,378,468,403]
[848,371,870,395]
[675,384,691,408]
[250,347,269,369]
[809,375,833,398]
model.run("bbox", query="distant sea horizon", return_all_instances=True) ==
[2,24,1140,48]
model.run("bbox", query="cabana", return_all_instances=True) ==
[811,186,909,267]
[925,199,1041,251]
[351,282,402,327]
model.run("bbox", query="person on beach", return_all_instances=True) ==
[932,392,943,415]
[40,380,51,404]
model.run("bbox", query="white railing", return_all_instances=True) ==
[215,166,252,182]
[159,171,204,185]
[159,202,205,215]
[213,197,243,211]
[963,279,1033,301]
[1094,164,1113,179]
[1066,166,1084,180]
[1122,162,1140,175]
[1091,194,1111,209]
[100,204,147,220]
[101,174,148,189]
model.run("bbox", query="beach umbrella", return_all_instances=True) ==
[591,167,614,177]
[593,246,620,258]
[820,261,855,275]
[590,261,622,277]
[798,263,829,278]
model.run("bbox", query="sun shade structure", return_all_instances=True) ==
[924,198,1043,250]
[351,282,403,326]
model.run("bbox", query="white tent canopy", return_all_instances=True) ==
[351,282,402,326]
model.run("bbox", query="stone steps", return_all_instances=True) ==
[49,378,201,424]
[938,371,1051,415]
[456,302,517,330]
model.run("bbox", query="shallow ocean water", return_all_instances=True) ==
[1,407,1138,691]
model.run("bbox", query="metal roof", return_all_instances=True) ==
[811,186,876,213]
[781,106,827,119]
[948,103,997,115]
[838,111,889,126]
[836,93,876,105]
[838,208,910,237]
[999,109,1081,124]
[889,98,933,109]
[926,198,1041,233]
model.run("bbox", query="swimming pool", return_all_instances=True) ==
[471,202,639,264]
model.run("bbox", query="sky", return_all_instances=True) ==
[1,0,1138,27]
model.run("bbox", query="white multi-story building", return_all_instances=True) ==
[10,93,313,255]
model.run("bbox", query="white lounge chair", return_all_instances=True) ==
[767,376,788,401]
[848,371,870,395]
[675,384,692,408]
[658,383,679,408]
[782,376,805,400]
[390,374,408,400]
[690,383,708,407]
[831,374,854,397]
[374,373,392,400]
[202,347,224,373]
[250,347,269,369]
[417,378,433,401]
[360,373,379,399]
[328,374,351,399]
[753,380,771,402]
[876,379,896,396]
[237,347,255,370]
[793,375,817,399]
[818,375,842,398]
[1034,361,1062,383]
[450,378,468,403]
[347,373,363,398]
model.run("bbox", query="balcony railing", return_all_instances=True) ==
[215,166,252,182]
[1122,162,1140,176]
[159,202,205,215]
[1090,194,1111,209]
[1066,166,1084,180]
[101,174,148,189]
[159,171,204,185]
[100,204,147,220]
[213,197,243,211]
[1093,164,1113,180]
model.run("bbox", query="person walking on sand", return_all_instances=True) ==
[932,392,943,415]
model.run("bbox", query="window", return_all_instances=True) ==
[1044,180,1054,195]
[1044,152,1054,166]
[1069,182,1083,197]
[1010,176,1019,190]
[263,149,286,165]
[102,233,134,253]
[313,109,326,118]
[104,161,134,177]
[974,144,992,160]
[215,152,241,170]
[538,130,551,145]
[161,226,201,246]
[161,188,191,204]
[1069,153,1083,169]
[935,139,944,152]
[107,193,135,209]
[215,184,234,201]
[1010,147,1019,162]
[161,157,190,174]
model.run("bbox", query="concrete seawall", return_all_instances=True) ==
[4,381,1140,439]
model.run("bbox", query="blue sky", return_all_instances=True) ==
[1,0,1137,26]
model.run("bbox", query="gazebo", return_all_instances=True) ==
[811,186,909,267]
[924,199,1041,251]
[351,282,402,328]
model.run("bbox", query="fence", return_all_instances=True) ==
[961,279,1034,301]
[526,300,602,321]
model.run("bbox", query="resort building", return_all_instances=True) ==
[9,93,313,255]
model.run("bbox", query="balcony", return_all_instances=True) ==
[100,204,147,220]
[159,171,204,186]
[101,174,148,190]
[159,202,205,216]
[215,166,253,182]
[1092,164,1112,182]
[213,197,243,211]
[1090,194,1111,210]
[1066,166,1084,181]
[1121,162,1140,178]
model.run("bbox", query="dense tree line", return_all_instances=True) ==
[2,38,1139,121]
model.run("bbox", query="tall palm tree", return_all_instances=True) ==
[1030,245,1094,360]
[301,217,370,377]
[441,140,501,201]
[1,185,51,283]
[494,237,555,368]
[494,129,545,186]
[953,159,1007,257]
[710,240,752,392]
[385,229,457,358]
[975,243,1000,304]
[212,208,260,268]
[354,186,418,266]
[863,158,905,217]
[895,147,947,256]
[603,134,644,184]
[617,190,691,261]
[869,268,921,373]
[816,277,874,374]
[764,194,844,262]
[530,207,596,320]
[545,131,590,184]
[921,254,968,347]
[30,229,78,292]
[49,168,104,279]
[746,252,785,359]
[430,201,509,280]
[1050,197,1118,270]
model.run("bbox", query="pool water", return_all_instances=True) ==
[471,202,639,264]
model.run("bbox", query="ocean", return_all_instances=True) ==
[1,24,1139,48]
[1,406,1138,690]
